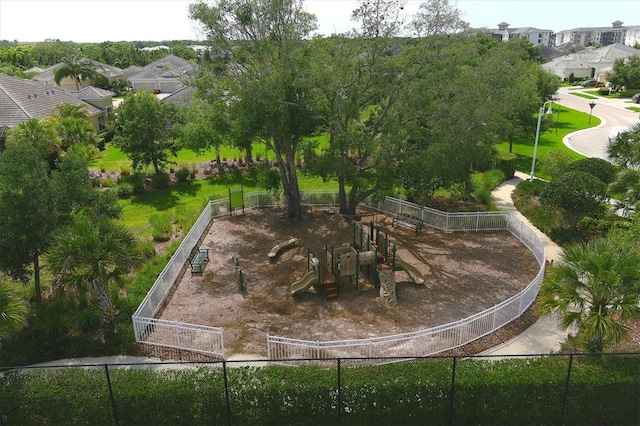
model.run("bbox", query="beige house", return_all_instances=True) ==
[0,73,114,143]
[127,54,198,94]
[541,43,640,82]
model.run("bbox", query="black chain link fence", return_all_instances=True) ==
[1,353,638,425]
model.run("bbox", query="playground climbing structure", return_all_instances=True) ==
[290,219,426,308]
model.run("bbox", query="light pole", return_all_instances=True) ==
[588,101,596,124]
[530,100,554,182]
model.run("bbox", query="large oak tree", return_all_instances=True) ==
[190,0,319,220]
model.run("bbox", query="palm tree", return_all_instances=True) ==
[607,122,640,169]
[7,118,60,156]
[537,239,640,353]
[0,279,29,341]
[0,279,29,365]
[45,217,141,340]
[53,55,97,91]
[53,103,89,120]
[51,103,97,150]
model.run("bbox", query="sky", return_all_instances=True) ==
[0,0,638,43]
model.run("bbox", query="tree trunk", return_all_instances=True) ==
[338,175,348,215]
[273,140,304,220]
[283,154,303,220]
[215,144,221,164]
[89,279,116,341]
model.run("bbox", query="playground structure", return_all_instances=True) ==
[290,220,425,307]
[268,238,298,261]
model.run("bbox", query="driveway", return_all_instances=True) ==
[555,87,640,160]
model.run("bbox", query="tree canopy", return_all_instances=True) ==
[112,91,181,174]
[0,118,118,303]
[606,55,640,90]
[190,0,319,220]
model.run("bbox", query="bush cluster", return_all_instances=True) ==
[1,355,637,425]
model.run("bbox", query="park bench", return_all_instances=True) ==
[392,213,423,234]
[187,245,209,275]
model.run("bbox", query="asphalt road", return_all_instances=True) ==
[554,86,640,160]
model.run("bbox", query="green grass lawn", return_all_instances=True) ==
[107,103,600,234]
[94,134,332,173]
[93,144,255,173]
[118,172,338,238]
[495,104,598,179]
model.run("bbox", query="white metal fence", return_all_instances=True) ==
[132,190,545,360]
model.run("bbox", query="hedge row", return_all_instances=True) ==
[1,355,638,425]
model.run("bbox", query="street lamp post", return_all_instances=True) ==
[588,101,596,124]
[530,100,554,182]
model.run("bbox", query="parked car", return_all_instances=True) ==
[632,92,640,103]
[582,79,604,87]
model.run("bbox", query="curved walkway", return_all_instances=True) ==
[480,171,572,356]
[483,90,640,355]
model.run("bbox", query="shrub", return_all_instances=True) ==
[564,157,617,184]
[475,187,492,205]
[119,173,145,194]
[494,150,516,179]
[116,182,134,198]
[99,177,115,188]
[539,171,607,229]
[119,166,131,177]
[149,213,172,242]
[175,167,190,182]
[139,241,157,259]
[540,150,572,180]
[514,179,547,198]
[150,172,171,190]
[471,169,505,205]
[76,308,103,332]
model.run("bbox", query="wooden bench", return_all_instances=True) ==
[392,213,423,234]
[187,245,209,274]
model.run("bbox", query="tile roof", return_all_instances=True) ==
[161,85,195,107]
[128,54,198,82]
[542,43,640,73]
[32,59,124,82]
[0,73,105,128]
[77,85,116,100]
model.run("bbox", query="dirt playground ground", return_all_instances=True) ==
[157,207,540,358]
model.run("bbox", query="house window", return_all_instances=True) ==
[98,116,106,132]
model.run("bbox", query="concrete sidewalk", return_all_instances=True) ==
[480,171,574,356]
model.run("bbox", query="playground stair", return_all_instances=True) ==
[322,272,339,299]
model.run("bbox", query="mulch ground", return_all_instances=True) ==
[153,207,541,359]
